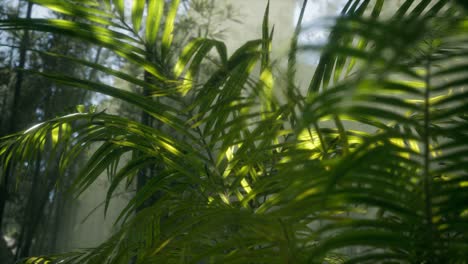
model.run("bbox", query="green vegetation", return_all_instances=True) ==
[0,0,102,260]
[1,0,467,263]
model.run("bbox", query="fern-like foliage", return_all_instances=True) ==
[0,0,467,263]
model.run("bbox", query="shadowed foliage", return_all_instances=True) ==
[0,0,467,263]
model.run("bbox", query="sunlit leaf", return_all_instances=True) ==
[131,0,145,32]
[146,0,164,45]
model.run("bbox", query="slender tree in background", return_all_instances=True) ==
[0,0,32,233]
[0,0,467,263]
[0,2,34,261]
[0,0,103,261]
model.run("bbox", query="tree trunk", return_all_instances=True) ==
[0,233,13,264]
[0,0,33,236]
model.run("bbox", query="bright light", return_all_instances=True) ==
[294,0,348,64]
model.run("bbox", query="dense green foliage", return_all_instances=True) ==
[0,0,467,263]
